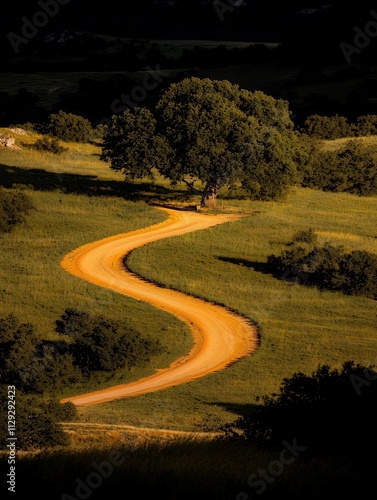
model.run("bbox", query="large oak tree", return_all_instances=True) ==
[100,77,306,208]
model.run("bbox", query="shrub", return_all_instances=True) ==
[43,400,78,421]
[224,361,377,454]
[302,114,354,139]
[56,309,162,374]
[292,228,318,245]
[0,390,74,450]
[267,238,377,299]
[0,188,33,234]
[355,114,377,136]
[300,140,377,196]
[0,314,82,393]
[48,110,93,143]
[332,250,377,298]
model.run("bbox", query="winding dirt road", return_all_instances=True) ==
[59,207,258,407]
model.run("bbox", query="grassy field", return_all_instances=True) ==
[118,186,377,430]
[1,128,376,433]
[0,129,194,398]
[1,128,377,500]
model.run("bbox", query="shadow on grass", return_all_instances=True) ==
[218,256,273,275]
[0,164,194,204]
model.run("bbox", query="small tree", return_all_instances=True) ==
[101,77,306,208]
[48,110,93,143]
[301,140,377,196]
[56,309,162,374]
[0,188,33,234]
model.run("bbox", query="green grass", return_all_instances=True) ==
[119,187,377,430]
[1,129,377,433]
[1,127,377,500]
[0,132,194,398]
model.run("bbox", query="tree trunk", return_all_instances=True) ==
[201,180,218,209]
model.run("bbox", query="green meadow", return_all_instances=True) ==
[0,128,376,432]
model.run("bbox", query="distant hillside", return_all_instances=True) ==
[1,0,377,66]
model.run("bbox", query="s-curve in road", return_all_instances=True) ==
[59,207,258,407]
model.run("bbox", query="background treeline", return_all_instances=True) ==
[267,229,377,299]
[302,113,377,139]
[2,35,279,73]
[3,73,377,129]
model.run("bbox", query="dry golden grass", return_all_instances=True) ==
[61,422,219,450]
[321,135,377,152]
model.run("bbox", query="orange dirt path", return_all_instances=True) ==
[59,207,258,407]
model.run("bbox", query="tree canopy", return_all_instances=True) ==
[100,77,307,207]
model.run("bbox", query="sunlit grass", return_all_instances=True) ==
[1,131,377,431]
[124,186,377,429]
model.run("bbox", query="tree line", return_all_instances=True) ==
[302,113,377,139]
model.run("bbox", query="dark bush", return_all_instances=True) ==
[355,114,377,136]
[300,140,377,196]
[48,110,93,143]
[44,399,78,421]
[292,228,318,245]
[267,236,377,299]
[56,309,162,374]
[0,188,33,234]
[0,314,82,393]
[0,389,73,450]
[224,361,377,454]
